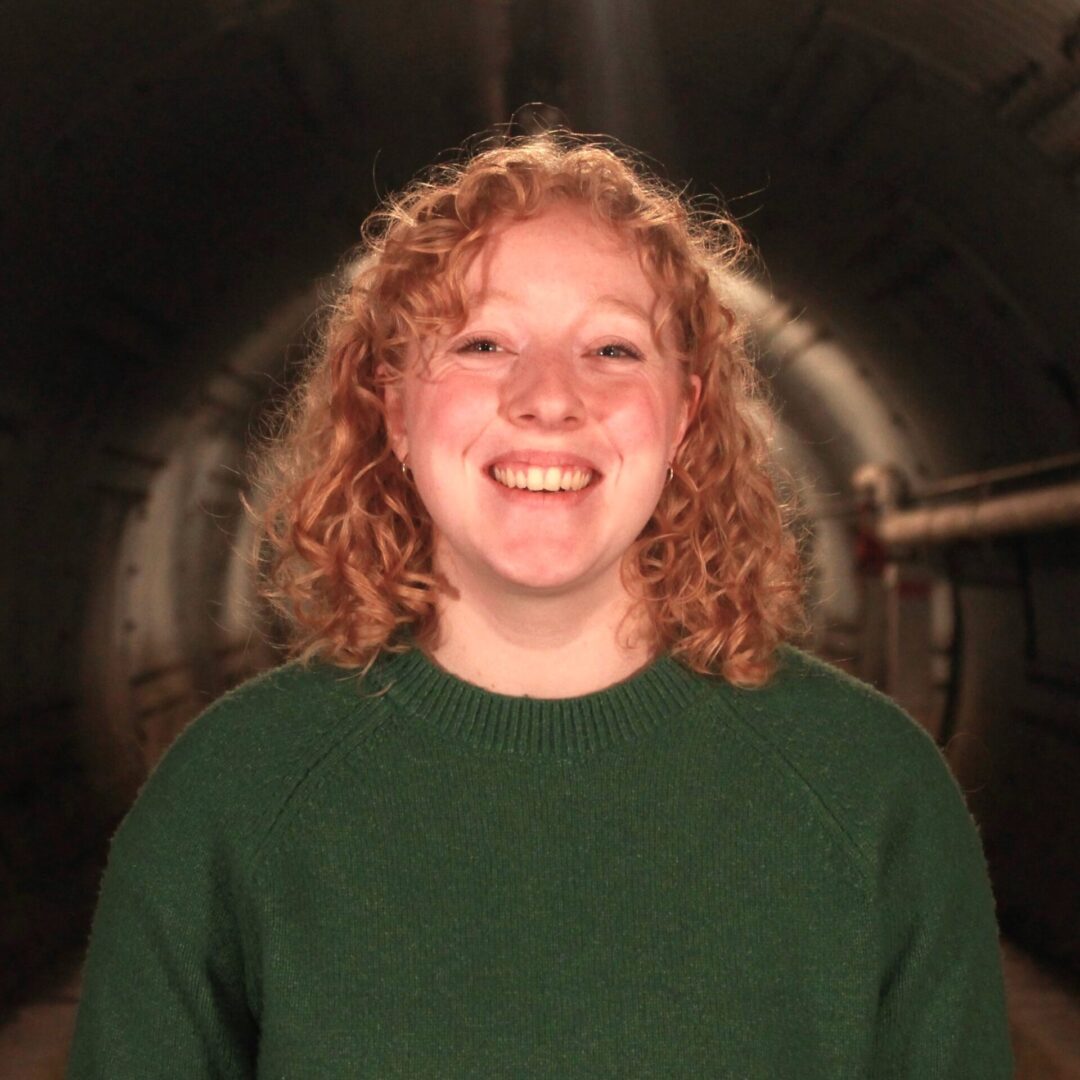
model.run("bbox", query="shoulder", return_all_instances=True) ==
[717,644,945,776]
[145,660,383,794]
[709,646,977,882]
[165,659,380,765]
[110,659,389,873]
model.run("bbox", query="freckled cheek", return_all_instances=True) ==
[605,395,673,457]
[410,383,497,460]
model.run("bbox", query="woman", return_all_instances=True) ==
[68,133,1013,1077]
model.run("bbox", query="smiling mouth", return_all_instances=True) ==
[489,465,597,492]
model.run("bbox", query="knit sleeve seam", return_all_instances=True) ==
[713,694,875,887]
[239,697,393,890]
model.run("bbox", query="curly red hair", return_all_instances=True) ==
[255,132,804,687]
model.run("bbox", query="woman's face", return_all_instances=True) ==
[383,203,701,603]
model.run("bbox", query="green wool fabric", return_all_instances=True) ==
[68,646,1012,1078]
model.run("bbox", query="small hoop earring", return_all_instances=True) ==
[666,464,674,484]
[400,458,410,477]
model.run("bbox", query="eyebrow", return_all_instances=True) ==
[466,289,655,325]
[594,294,655,324]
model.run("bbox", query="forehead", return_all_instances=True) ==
[463,205,657,304]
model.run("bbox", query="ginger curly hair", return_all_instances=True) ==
[255,132,804,687]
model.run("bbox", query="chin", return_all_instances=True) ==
[483,551,604,594]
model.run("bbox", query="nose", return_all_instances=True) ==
[500,347,587,429]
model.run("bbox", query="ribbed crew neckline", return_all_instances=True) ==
[372,646,713,756]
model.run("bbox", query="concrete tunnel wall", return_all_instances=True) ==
[3,0,1079,1021]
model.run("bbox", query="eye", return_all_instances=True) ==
[594,341,644,361]
[457,336,502,353]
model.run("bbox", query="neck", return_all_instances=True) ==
[426,556,657,699]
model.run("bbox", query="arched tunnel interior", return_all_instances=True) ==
[3,0,1080,1073]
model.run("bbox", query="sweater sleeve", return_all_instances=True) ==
[867,723,1013,1079]
[66,718,258,1078]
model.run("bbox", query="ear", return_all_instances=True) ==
[377,362,409,464]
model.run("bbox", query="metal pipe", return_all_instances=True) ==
[878,480,1080,545]
[914,449,1080,500]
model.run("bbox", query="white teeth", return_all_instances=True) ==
[492,465,593,492]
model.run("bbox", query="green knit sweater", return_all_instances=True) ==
[67,645,1012,1078]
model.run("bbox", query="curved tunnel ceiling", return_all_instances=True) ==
[3,0,1080,1009]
